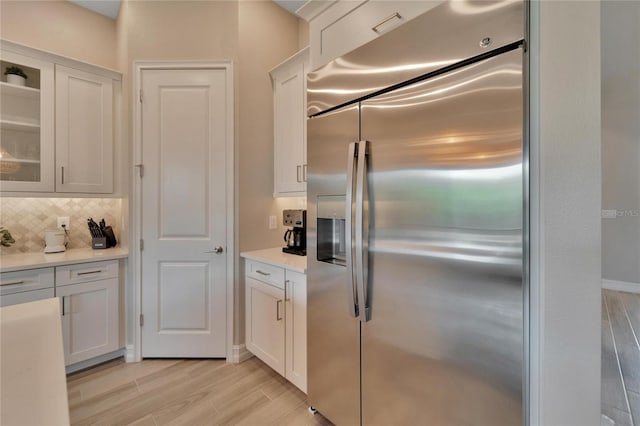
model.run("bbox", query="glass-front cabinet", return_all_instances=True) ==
[0,51,54,192]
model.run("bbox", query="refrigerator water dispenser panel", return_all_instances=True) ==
[317,195,346,266]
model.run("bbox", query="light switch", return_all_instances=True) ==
[269,215,277,230]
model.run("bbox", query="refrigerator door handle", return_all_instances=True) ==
[355,140,371,322]
[345,141,359,318]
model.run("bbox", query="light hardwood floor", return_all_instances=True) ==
[602,290,640,426]
[67,356,332,426]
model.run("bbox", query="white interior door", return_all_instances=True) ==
[141,68,228,358]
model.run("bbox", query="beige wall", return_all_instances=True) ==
[298,18,310,49]
[123,1,239,62]
[0,0,117,69]
[237,1,305,345]
[601,1,640,285]
[238,2,301,254]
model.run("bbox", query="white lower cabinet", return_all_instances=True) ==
[284,270,307,392]
[56,260,119,366]
[246,276,285,375]
[245,259,307,392]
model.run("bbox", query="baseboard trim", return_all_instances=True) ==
[602,279,640,294]
[65,348,125,374]
[125,344,136,363]
[230,344,253,363]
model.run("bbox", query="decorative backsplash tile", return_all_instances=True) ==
[0,198,122,254]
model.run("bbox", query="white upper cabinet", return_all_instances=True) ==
[271,47,309,197]
[0,51,55,192]
[300,1,442,70]
[55,65,113,193]
[0,40,121,195]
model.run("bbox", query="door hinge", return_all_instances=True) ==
[139,89,143,103]
[135,164,144,178]
[139,238,144,251]
[139,314,144,326]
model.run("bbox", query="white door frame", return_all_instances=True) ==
[130,60,235,362]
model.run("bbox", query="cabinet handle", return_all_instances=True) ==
[77,270,103,276]
[61,296,68,316]
[296,165,302,183]
[0,280,24,286]
[372,12,401,33]
[276,299,283,321]
[255,270,271,276]
[285,279,290,302]
[303,164,307,182]
[61,166,65,185]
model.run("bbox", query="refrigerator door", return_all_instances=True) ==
[307,104,361,426]
[359,48,524,425]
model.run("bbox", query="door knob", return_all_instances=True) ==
[205,246,224,254]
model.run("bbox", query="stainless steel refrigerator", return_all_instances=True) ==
[306,1,527,425]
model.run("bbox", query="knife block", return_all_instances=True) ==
[92,237,107,249]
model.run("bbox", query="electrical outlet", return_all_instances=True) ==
[269,215,277,230]
[57,216,70,230]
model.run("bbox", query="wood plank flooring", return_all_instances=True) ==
[67,356,332,426]
[71,291,640,426]
[602,290,640,426]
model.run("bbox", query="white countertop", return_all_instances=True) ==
[0,298,70,425]
[0,247,129,273]
[240,247,307,274]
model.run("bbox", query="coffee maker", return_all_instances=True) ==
[282,209,306,256]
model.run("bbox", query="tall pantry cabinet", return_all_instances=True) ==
[0,40,119,194]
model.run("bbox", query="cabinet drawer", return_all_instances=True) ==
[0,268,54,296]
[56,260,118,287]
[246,260,285,290]
[0,288,55,307]
[310,0,438,69]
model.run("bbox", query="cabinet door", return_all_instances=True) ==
[0,51,55,192]
[285,270,307,392]
[57,278,118,366]
[272,49,308,197]
[245,276,285,375]
[55,65,113,193]
[309,1,438,69]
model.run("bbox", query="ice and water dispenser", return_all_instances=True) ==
[316,195,347,266]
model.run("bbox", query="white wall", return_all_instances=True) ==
[530,1,602,425]
[601,1,640,286]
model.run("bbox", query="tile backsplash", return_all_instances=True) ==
[0,198,122,254]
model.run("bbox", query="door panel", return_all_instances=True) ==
[158,262,209,331]
[141,68,228,358]
[158,88,210,237]
[307,104,360,426]
[360,49,524,425]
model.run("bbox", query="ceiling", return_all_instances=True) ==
[272,0,306,15]
[67,0,304,20]
[68,0,121,19]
